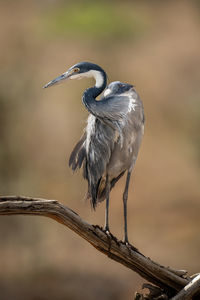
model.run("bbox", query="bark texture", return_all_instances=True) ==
[0,196,199,299]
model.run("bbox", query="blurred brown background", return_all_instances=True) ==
[0,0,200,299]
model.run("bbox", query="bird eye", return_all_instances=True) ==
[73,68,79,73]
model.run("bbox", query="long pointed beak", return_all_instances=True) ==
[43,71,70,89]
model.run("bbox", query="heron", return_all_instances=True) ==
[44,62,144,244]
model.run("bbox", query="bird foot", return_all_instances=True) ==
[104,227,111,236]
[123,235,129,245]
[103,227,112,252]
[105,230,111,236]
[122,240,139,252]
[123,239,130,247]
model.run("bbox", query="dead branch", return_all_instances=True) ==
[171,274,200,300]
[0,195,198,299]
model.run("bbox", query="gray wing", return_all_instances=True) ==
[91,87,142,121]
[69,115,124,209]
[69,132,86,171]
[84,115,116,208]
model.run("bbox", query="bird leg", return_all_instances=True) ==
[123,170,132,244]
[104,174,110,233]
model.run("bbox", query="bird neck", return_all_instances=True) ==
[82,69,107,115]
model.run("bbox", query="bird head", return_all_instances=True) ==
[43,62,107,89]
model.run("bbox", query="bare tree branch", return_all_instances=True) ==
[0,195,198,298]
[171,274,200,300]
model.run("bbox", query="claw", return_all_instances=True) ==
[103,227,112,252]
[123,240,139,252]
[104,226,111,236]
[123,239,130,247]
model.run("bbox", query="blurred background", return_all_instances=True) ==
[0,0,200,299]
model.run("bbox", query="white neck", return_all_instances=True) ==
[70,70,104,88]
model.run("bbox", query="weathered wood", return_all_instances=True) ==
[0,195,197,298]
[171,274,200,300]
[134,283,169,299]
